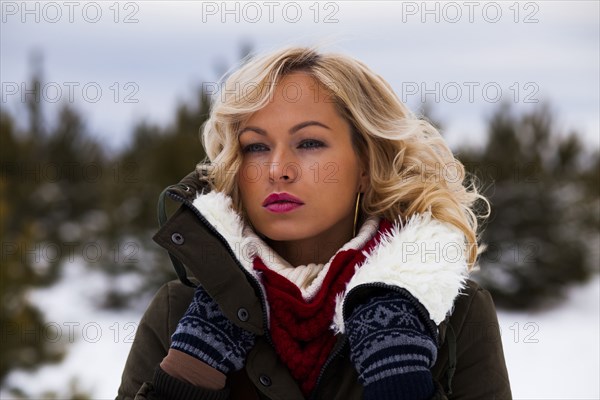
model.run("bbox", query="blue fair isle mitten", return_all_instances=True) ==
[170,285,255,375]
[346,291,438,400]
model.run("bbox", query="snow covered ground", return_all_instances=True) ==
[498,276,600,399]
[2,259,599,399]
[1,259,149,398]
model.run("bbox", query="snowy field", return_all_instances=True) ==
[2,260,599,400]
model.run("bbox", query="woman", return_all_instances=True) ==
[117,46,511,400]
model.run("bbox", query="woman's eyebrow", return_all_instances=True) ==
[238,121,331,137]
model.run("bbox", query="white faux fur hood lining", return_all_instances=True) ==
[191,191,469,332]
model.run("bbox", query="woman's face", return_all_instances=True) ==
[237,72,369,247]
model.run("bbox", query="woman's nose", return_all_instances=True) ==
[267,148,300,183]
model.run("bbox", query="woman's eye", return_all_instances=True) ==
[242,143,268,153]
[299,140,325,150]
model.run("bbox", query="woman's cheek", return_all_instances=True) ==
[316,157,344,186]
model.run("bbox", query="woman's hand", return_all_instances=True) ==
[170,284,256,375]
[346,291,438,400]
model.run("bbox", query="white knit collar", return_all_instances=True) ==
[242,216,381,302]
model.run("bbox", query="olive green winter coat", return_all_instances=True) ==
[116,173,512,400]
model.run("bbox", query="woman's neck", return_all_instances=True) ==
[266,218,354,267]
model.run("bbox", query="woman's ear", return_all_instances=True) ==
[358,167,370,193]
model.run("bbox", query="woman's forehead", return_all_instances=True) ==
[271,72,333,103]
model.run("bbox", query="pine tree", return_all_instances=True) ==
[457,103,599,309]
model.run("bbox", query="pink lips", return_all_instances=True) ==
[262,192,304,213]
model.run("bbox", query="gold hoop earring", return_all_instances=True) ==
[353,192,362,237]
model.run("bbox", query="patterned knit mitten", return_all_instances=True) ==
[346,291,438,400]
[170,285,256,375]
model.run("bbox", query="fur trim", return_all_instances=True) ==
[192,191,280,323]
[332,212,468,333]
[191,192,264,285]
[191,191,468,332]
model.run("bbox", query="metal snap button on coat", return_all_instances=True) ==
[237,307,249,322]
[171,233,184,245]
[259,374,272,387]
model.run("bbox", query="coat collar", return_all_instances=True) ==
[190,190,469,328]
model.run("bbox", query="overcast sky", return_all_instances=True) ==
[2,1,599,152]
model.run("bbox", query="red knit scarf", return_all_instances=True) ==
[252,219,393,397]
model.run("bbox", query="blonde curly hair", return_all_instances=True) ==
[198,45,490,269]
